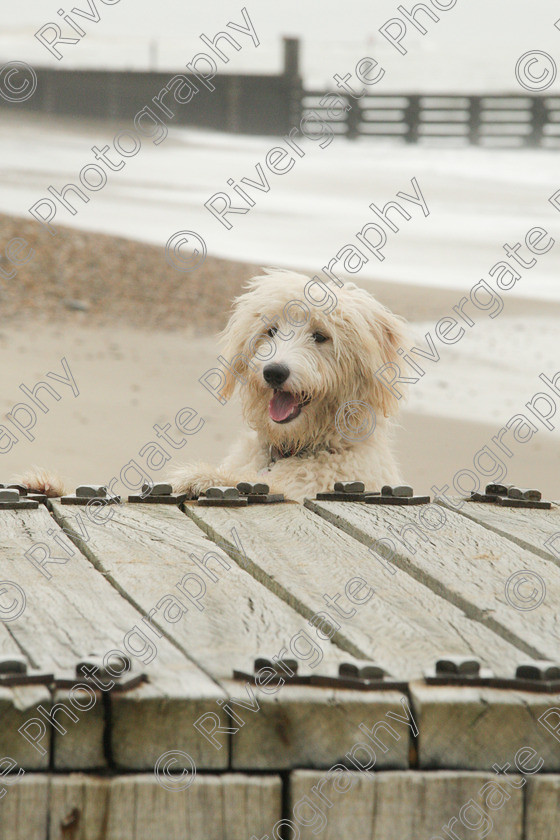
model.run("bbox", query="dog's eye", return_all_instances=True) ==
[312,332,329,343]
[266,326,278,338]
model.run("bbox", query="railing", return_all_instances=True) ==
[302,92,560,147]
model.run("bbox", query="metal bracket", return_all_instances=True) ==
[0,671,54,687]
[54,673,147,692]
[424,656,493,686]
[55,655,147,692]
[317,482,429,505]
[424,656,560,692]
[489,661,560,692]
[195,486,247,507]
[0,500,39,510]
[61,486,121,506]
[129,484,188,504]
[0,487,39,510]
[469,484,551,510]
[236,483,284,504]
[6,485,47,504]
[0,655,53,686]
[234,658,407,692]
[0,654,146,692]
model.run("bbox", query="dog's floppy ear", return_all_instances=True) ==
[219,271,277,399]
[376,308,409,417]
[361,300,410,419]
[218,290,259,400]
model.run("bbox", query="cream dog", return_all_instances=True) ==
[170,269,409,502]
[20,270,409,502]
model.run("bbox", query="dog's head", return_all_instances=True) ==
[220,269,409,451]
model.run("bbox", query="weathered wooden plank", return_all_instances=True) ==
[184,502,525,678]
[0,594,51,769]
[290,769,523,839]
[0,507,223,771]
[229,682,412,771]
[0,774,48,840]
[51,502,347,678]
[0,686,52,771]
[410,681,560,770]
[526,775,560,839]
[440,497,560,567]
[49,502,409,771]
[49,773,282,840]
[49,773,108,839]
[307,498,560,662]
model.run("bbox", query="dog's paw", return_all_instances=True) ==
[14,467,67,497]
[169,464,255,499]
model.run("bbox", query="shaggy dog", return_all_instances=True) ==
[20,270,409,502]
[170,269,409,502]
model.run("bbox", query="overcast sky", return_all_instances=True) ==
[2,0,560,91]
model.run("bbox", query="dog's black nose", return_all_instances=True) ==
[263,363,290,387]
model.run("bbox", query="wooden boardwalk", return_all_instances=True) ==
[0,492,559,838]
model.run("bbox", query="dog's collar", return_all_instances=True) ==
[268,442,334,465]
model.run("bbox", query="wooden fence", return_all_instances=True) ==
[4,38,302,137]
[302,91,560,147]
[5,36,559,147]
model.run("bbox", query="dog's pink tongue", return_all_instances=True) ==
[269,391,299,422]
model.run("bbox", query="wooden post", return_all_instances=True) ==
[404,95,420,143]
[468,96,482,145]
[107,72,119,120]
[346,98,362,140]
[283,37,300,82]
[530,96,547,147]
[283,37,303,129]
[43,70,55,115]
[226,76,241,133]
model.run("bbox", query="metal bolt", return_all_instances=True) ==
[507,487,542,501]
[0,655,27,675]
[339,661,384,679]
[253,656,297,675]
[334,481,365,494]
[76,656,116,682]
[486,483,508,496]
[0,489,20,503]
[339,662,360,678]
[435,656,480,676]
[75,485,108,498]
[237,482,270,495]
[516,660,560,681]
[142,483,172,496]
[252,482,270,495]
[205,486,240,499]
[7,484,28,495]
[381,484,413,497]
[277,658,298,674]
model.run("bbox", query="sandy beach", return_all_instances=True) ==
[1,312,558,500]
[1,112,558,501]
